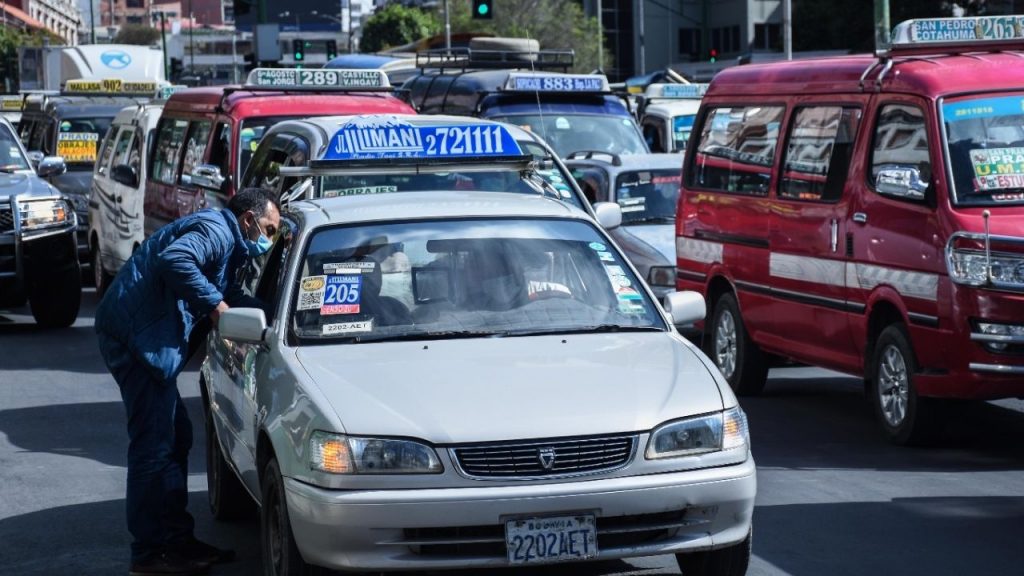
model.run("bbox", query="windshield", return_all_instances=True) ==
[490,114,648,158]
[944,94,1024,206]
[518,139,585,209]
[57,116,112,165]
[616,169,681,224]
[292,218,665,343]
[672,115,696,152]
[0,124,30,172]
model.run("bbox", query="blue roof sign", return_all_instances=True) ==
[246,68,391,89]
[321,116,523,161]
[505,73,609,92]
[892,15,1024,45]
[656,84,708,99]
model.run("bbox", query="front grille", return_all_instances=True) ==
[452,434,637,479]
[401,508,708,558]
[0,203,13,234]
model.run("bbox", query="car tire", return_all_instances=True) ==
[92,247,114,299]
[869,323,940,445]
[30,265,82,328]
[262,458,324,576]
[206,409,255,521]
[705,293,768,396]
[676,527,752,576]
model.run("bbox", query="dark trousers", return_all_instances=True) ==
[99,335,195,563]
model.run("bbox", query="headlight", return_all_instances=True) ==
[948,249,1024,287]
[310,431,442,474]
[19,199,72,230]
[647,265,676,287]
[645,407,749,459]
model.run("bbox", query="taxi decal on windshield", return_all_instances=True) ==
[297,275,327,311]
[970,147,1024,191]
[324,185,398,197]
[322,274,362,315]
[322,116,522,160]
[56,132,99,163]
[323,319,373,335]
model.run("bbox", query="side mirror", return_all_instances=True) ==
[662,291,706,326]
[218,308,267,344]
[111,164,138,188]
[191,163,226,191]
[37,156,67,178]
[593,201,622,229]
[875,165,929,201]
[27,150,45,169]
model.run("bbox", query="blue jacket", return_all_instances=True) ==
[96,209,251,383]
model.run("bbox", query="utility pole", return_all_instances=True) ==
[348,0,354,52]
[874,0,891,53]
[160,12,168,78]
[783,0,791,60]
[189,0,194,71]
[596,0,602,71]
[637,0,645,75]
[443,0,451,52]
[89,0,95,43]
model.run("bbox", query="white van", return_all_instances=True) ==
[87,101,163,295]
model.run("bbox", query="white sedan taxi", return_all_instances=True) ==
[203,121,755,576]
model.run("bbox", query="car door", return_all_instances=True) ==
[97,127,137,268]
[176,120,212,218]
[146,117,189,236]
[208,228,292,491]
[767,103,863,371]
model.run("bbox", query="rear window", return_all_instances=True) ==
[687,105,784,196]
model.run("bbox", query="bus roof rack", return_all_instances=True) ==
[415,48,574,72]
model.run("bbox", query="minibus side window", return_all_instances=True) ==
[688,105,784,196]
[179,121,212,185]
[870,104,931,201]
[780,106,860,202]
[150,118,189,185]
[96,126,118,176]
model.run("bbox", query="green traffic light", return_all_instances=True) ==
[477,3,489,15]
[295,53,303,60]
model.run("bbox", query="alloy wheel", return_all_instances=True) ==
[715,310,737,380]
[878,344,909,427]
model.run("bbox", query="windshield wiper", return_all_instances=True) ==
[508,324,664,337]
[626,216,675,224]
[351,330,510,343]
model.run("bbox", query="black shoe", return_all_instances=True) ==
[169,536,236,565]
[129,551,209,576]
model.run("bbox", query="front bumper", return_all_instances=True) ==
[285,458,756,571]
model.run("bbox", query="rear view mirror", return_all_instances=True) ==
[218,308,267,344]
[412,267,452,304]
[662,291,706,326]
[593,202,622,229]
[875,165,929,201]
[111,164,138,188]
[37,156,67,178]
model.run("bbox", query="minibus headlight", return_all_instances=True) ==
[948,249,1024,287]
[646,407,749,459]
[310,431,442,474]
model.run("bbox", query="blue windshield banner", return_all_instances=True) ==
[943,95,1024,121]
[321,116,523,160]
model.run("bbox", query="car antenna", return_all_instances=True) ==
[527,31,550,146]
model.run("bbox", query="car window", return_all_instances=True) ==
[110,128,135,170]
[568,165,609,203]
[780,106,860,202]
[292,218,664,343]
[687,105,785,197]
[151,118,189,185]
[180,121,212,184]
[56,117,112,166]
[0,123,30,171]
[615,169,680,223]
[490,114,648,158]
[208,122,232,182]
[870,103,931,201]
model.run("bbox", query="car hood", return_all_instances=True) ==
[50,170,93,198]
[623,223,675,263]
[295,333,723,443]
[0,171,61,200]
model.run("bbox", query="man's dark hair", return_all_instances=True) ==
[228,187,280,218]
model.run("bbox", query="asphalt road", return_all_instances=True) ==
[2,289,1024,575]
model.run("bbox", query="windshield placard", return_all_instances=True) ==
[970,147,1024,191]
[322,116,522,160]
[247,68,389,89]
[506,73,608,92]
[899,16,1024,44]
[56,132,99,163]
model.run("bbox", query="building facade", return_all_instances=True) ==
[14,0,83,45]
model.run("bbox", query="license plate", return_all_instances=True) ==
[505,514,598,565]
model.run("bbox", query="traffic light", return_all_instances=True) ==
[709,48,718,63]
[292,38,305,62]
[472,0,493,19]
[326,39,338,61]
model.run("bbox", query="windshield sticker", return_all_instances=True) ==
[618,197,646,213]
[321,274,362,315]
[297,275,326,311]
[970,147,1024,191]
[616,287,645,315]
[323,185,398,198]
[603,264,632,289]
[324,261,375,274]
[323,319,373,335]
[943,96,1024,121]
[56,132,99,163]
[597,251,615,262]
[59,120,72,132]
[589,242,606,251]
[322,115,522,160]
[652,175,681,185]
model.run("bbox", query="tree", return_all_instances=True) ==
[114,24,161,46]
[361,4,440,53]
[444,0,610,73]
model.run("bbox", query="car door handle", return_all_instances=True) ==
[830,219,838,253]
[853,212,868,224]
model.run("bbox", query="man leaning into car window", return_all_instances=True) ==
[94,188,281,576]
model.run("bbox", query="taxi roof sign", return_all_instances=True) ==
[246,68,391,90]
[891,15,1024,48]
[319,115,523,161]
[645,83,708,99]
[503,72,610,93]
[63,78,169,97]
[0,95,23,111]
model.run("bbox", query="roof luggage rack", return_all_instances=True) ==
[415,47,574,72]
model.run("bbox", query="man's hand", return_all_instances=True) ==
[210,301,229,324]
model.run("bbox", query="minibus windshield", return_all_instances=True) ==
[944,94,1024,206]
